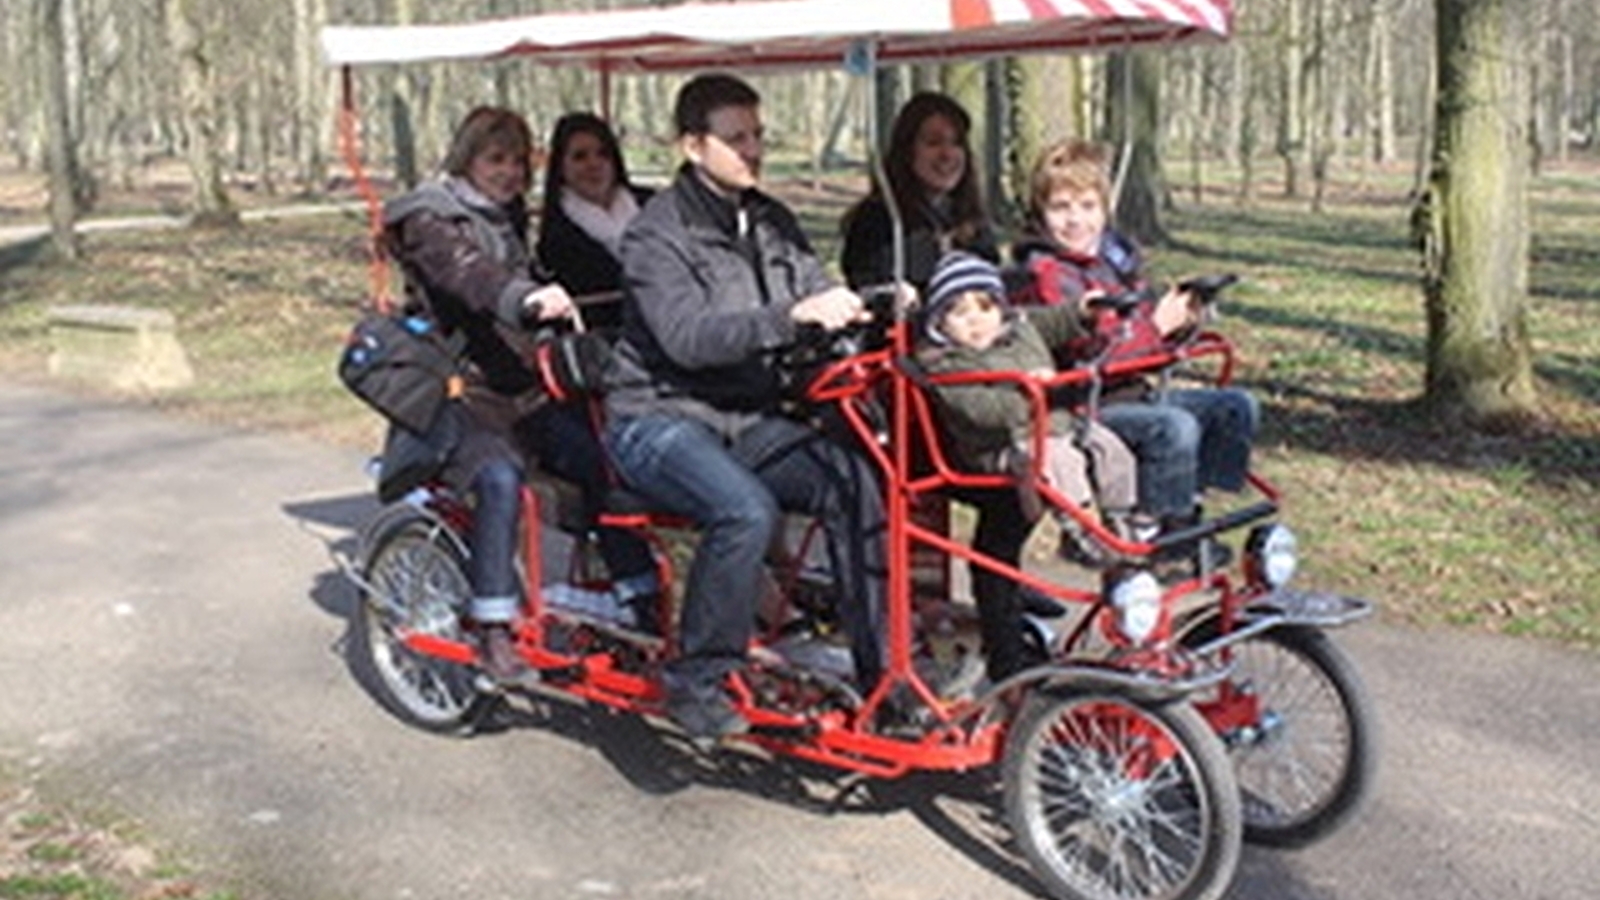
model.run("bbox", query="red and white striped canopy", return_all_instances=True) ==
[321,0,1232,70]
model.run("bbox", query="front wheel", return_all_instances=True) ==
[352,513,493,733]
[1003,691,1242,900]
[1185,623,1377,847]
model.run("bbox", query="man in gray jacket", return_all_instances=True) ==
[603,73,885,740]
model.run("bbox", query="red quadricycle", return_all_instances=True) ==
[340,287,1375,900]
[323,4,1375,899]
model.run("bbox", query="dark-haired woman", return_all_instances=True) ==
[536,112,652,329]
[839,91,998,294]
[839,93,1032,685]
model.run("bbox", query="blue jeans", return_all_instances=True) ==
[521,403,657,594]
[467,456,522,622]
[464,403,657,623]
[604,413,886,692]
[1098,387,1258,519]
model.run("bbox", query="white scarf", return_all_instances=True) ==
[559,187,639,259]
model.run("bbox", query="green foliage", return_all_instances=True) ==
[22,844,79,863]
[0,873,114,899]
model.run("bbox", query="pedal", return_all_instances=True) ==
[535,662,586,683]
[748,721,818,742]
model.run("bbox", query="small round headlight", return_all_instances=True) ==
[1108,571,1163,644]
[1246,523,1298,588]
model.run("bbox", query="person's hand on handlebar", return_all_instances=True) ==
[522,283,577,323]
[791,285,869,332]
[1151,285,1201,338]
[889,281,919,314]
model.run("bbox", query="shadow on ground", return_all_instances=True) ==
[278,490,1344,899]
[282,492,379,622]
[0,233,49,285]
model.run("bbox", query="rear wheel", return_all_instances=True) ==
[1003,691,1242,900]
[352,514,492,733]
[1186,623,1376,847]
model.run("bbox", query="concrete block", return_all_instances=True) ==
[47,305,195,392]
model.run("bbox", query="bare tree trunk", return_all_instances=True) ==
[819,74,858,170]
[61,0,98,211]
[1009,56,1082,206]
[292,0,329,191]
[41,0,80,261]
[940,61,987,131]
[1105,52,1167,246]
[1174,49,1207,206]
[1371,0,1397,164]
[1557,29,1572,164]
[166,0,236,225]
[1233,41,1257,204]
[11,0,45,172]
[982,61,1009,224]
[1419,0,1537,427]
[804,72,825,188]
[1278,0,1306,197]
[873,66,903,158]
[246,58,275,195]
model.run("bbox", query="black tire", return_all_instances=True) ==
[1185,623,1377,847]
[1003,690,1242,900]
[352,513,493,733]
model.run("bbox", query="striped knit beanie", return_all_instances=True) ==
[922,251,1007,345]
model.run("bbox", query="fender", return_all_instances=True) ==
[338,497,472,599]
[953,656,1235,727]
[1177,588,1375,658]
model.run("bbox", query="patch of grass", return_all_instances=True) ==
[0,873,99,898]
[22,843,80,863]
[0,771,235,900]
[1150,171,1600,646]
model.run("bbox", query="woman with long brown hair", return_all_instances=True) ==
[839,91,998,292]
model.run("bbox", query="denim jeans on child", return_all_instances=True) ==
[1098,386,1259,519]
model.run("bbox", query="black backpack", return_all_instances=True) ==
[337,309,464,435]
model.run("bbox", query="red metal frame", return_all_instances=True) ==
[389,312,1282,777]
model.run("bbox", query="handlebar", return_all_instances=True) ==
[1177,273,1239,304]
[1084,286,1156,318]
[786,285,897,363]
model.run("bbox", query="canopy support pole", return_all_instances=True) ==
[857,41,905,288]
[337,65,392,309]
[599,65,614,122]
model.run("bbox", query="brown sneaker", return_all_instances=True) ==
[476,623,535,687]
[1057,520,1116,570]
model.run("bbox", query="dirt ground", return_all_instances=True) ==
[1,770,234,900]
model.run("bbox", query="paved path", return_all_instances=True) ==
[1,381,1597,900]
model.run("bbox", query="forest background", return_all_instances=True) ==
[0,3,1596,891]
[1,1,1597,644]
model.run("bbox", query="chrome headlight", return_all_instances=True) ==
[1246,523,1299,588]
[1108,571,1163,644]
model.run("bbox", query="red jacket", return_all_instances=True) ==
[1010,229,1165,397]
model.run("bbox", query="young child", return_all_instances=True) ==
[1012,140,1258,536]
[915,251,1141,566]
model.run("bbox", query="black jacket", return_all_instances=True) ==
[536,185,653,330]
[839,193,998,293]
[604,165,834,436]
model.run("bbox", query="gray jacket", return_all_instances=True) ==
[604,165,834,437]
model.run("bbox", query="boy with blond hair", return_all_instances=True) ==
[1012,139,1258,538]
